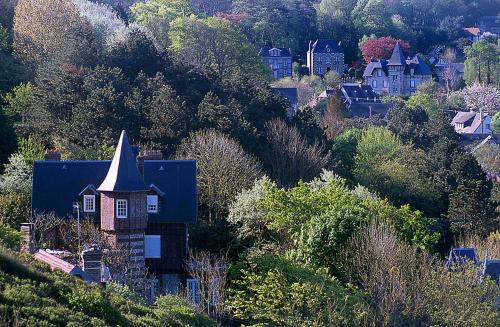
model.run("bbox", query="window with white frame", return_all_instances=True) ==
[377,69,382,77]
[145,235,161,258]
[116,199,128,218]
[83,195,96,213]
[147,195,158,213]
[186,278,201,304]
[410,80,415,88]
[383,80,388,88]
[372,80,377,88]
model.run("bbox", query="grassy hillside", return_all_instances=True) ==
[0,247,215,326]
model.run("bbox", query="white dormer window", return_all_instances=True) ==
[116,199,128,218]
[83,195,96,213]
[410,68,414,76]
[147,195,158,213]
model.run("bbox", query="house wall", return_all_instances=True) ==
[100,192,148,231]
[366,69,432,96]
[145,223,187,274]
[472,116,493,135]
[261,56,292,79]
[310,52,344,76]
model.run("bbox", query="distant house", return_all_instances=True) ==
[463,16,500,42]
[431,58,464,88]
[447,247,480,268]
[363,42,433,96]
[272,87,298,117]
[463,27,482,42]
[451,111,492,137]
[340,83,392,117]
[259,46,293,80]
[31,131,197,294]
[307,39,345,77]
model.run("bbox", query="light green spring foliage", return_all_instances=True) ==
[422,263,499,326]
[464,39,500,86]
[492,111,500,133]
[229,169,439,272]
[0,247,215,326]
[406,92,439,117]
[227,254,370,327]
[352,126,441,212]
[168,16,268,81]
[131,0,194,49]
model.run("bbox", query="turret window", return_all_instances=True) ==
[147,195,158,213]
[116,199,128,218]
[83,195,95,213]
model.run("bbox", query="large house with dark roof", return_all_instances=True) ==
[363,42,433,96]
[307,39,345,77]
[259,46,292,80]
[32,131,197,293]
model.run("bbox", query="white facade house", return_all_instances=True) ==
[451,111,492,137]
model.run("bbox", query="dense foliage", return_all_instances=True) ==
[0,0,498,325]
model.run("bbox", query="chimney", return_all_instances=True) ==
[20,223,34,253]
[81,245,102,283]
[137,149,163,176]
[44,149,61,161]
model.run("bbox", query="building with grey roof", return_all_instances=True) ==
[451,111,493,137]
[340,83,392,117]
[363,42,433,96]
[259,46,292,80]
[307,39,345,77]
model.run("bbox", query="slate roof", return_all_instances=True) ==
[363,55,432,77]
[452,111,490,134]
[310,39,342,53]
[363,60,388,77]
[349,102,392,118]
[342,84,378,99]
[259,47,291,57]
[388,42,406,66]
[447,247,479,268]
[484,259,500,283]
[98,131,148,192]
[32,160,197,223]
[272,87,298,116]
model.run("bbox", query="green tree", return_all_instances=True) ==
[227,254,370,326]
[130,0,193,49]
[464,40,500,85]
[492,111,500,132]
[13,0,96,66]
[232,0,317,55]
[169,16,268,81]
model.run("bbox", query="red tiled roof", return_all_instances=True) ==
[464,27,480,36]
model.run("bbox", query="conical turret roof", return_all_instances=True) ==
[387,42,406,66]
[97,130,148,192]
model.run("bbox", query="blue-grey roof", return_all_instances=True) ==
[342,84,378,99]
[32,160,197,223]
[388,42,406,66]
[310,39,342,53]
[98,131,148,192]
[447,247,479,268]
[404,55,433,75]
[484,259,500,283]
[259,47,291,57]
[272,87,298,106]
[363,60,388,77]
